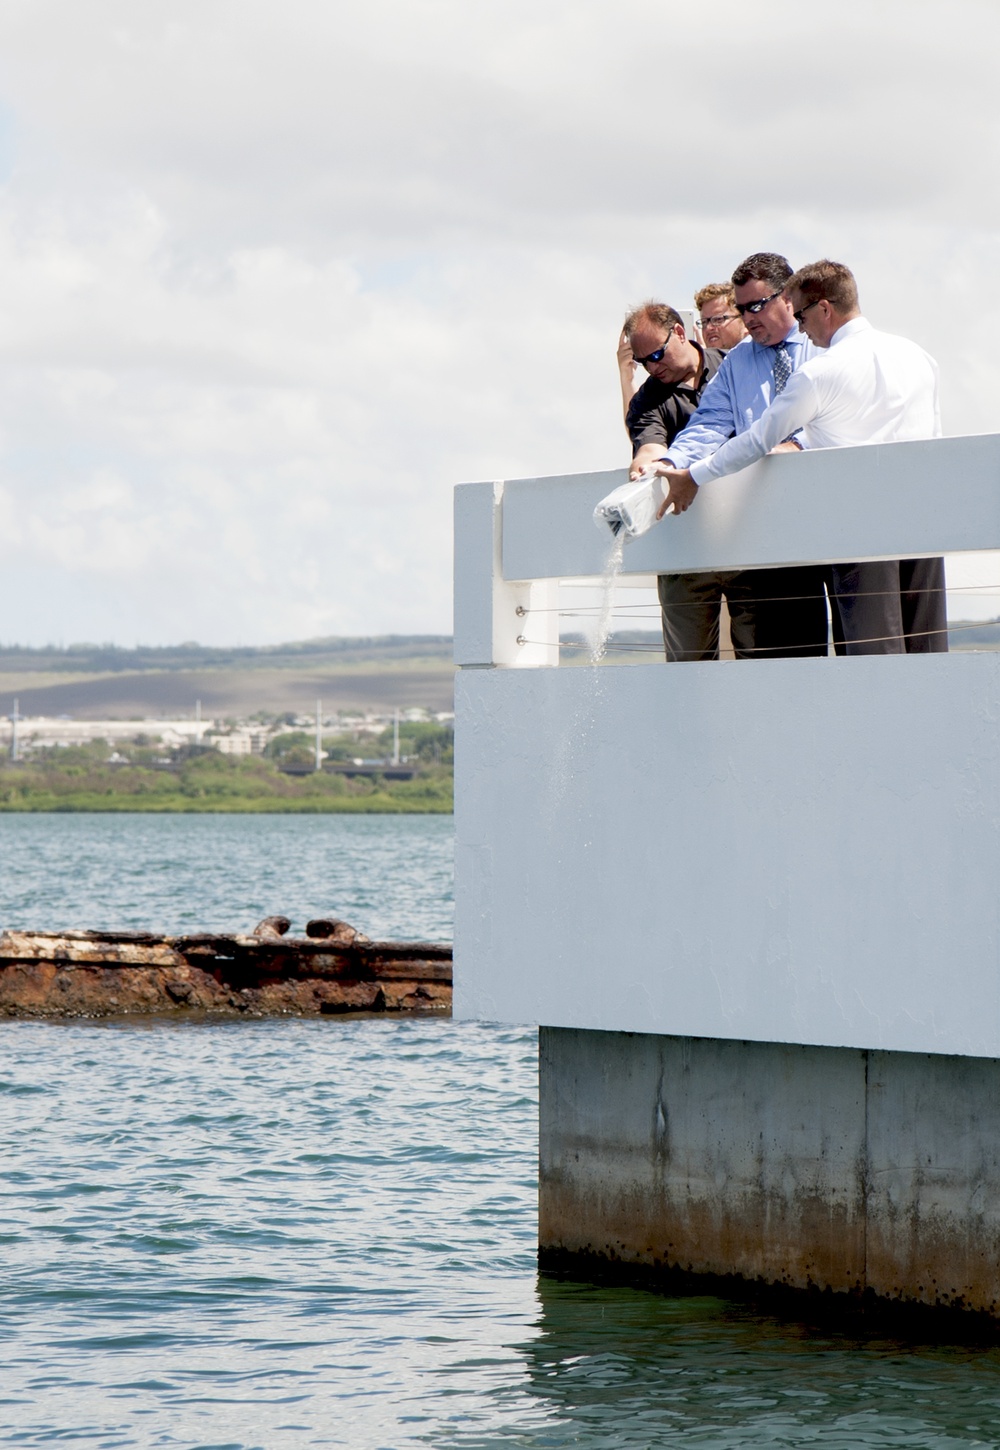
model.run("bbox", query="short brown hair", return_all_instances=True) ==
[694,282,734,311]
[622,301,683,341]
[786,260,859,314]
[731,252,793,291]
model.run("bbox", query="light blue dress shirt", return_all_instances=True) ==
[664,326,816,470]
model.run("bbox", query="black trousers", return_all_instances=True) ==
[657,567,829,661]
[829,557,948,655]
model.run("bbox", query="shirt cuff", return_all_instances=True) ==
[688,457,716,487]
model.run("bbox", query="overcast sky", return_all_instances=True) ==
[0,0,995,646]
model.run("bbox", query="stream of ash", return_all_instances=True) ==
[585,531,625,664]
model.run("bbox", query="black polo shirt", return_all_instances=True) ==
[626,344,725,454]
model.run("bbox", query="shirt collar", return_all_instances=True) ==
[830,316,871,346]
[686,340,714,390]
[750,325,805,355]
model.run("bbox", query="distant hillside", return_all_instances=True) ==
[0,619,991,720]
[950,619,1000,648]
[0,636,456,720]
[0,635,454,675]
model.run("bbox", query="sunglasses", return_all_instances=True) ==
[734,290,783,317]
[793,298,822,324]
[633,342,669,367]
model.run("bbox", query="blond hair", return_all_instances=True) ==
[694,282,734,311]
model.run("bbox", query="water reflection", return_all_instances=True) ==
[488,1275,1000,1448]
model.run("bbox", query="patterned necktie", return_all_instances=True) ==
[772,342,791,394]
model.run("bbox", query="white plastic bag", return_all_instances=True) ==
[593,471,667,539]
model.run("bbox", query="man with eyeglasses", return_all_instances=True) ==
[651,260,947,655]
[632,252,829,660]
[695,283,747,352]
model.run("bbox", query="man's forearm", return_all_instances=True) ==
[660,371,737,468]
[687,375,817,485]
[630,442,667,475]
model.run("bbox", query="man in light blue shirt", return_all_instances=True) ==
[633,252,828,659]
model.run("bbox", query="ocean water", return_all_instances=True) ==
[3,815,1000,1448]
[0,813,454,940]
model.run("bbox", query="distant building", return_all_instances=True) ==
[214,729,268,756]
[0,717,210,750]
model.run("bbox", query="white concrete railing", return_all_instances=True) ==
[453,434,1000,1058]
[455,435,1000,666]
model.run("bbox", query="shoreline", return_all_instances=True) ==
[0,798,453,814]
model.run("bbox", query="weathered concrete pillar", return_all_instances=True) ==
[539,1027,1000,1314]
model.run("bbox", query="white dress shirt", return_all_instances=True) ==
[687,317,941,486]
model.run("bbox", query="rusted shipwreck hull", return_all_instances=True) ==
[0,916,452,1019]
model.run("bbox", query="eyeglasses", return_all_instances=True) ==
[633,342,669,366]
[734,290,782,317]
[701,312,738,327]
[793,298,822,324]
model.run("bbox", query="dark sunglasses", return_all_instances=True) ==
[793,298,822,324]
[633,342,669,367]
[734,290,782,317]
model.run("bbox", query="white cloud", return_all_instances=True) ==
[0,0,993,644]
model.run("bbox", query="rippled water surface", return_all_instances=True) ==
[3,816,1000,1447]
[0,813,454,939]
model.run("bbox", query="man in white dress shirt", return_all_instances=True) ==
[653,260,948,655]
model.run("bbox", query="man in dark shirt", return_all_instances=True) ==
[625,302,725,477]
[624,301,763,661]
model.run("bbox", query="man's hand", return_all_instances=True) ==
[651,465,698,518]
[769,438,804,454]
[629,442,666,480]
[617,330,638,426]
[617,329,635,382]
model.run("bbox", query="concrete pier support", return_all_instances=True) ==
[539,1027,1000,1314]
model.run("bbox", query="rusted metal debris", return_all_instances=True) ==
[0,916,452,1019]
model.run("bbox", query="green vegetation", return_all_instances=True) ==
[357,721,453,765]
[261,721,454,768]
[263,731,317,768]
[0,741,453,813]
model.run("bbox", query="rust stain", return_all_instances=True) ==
[0,920,451,1020]
[540,1178,866,1295]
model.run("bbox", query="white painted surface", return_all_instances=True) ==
[453,481,496,667]
[453,480,558,667]
[454,654,1000,1057]
[501,435,1000,581]
[454,436,1000,1056]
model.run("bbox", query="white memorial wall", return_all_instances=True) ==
[453,436,1000,1058]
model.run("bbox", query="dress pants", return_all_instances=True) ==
[657,567,829,661]
[829,557,947,655]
